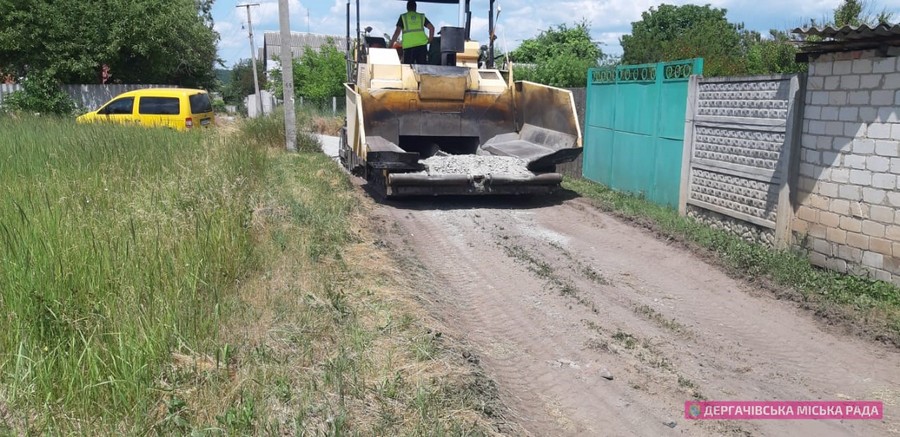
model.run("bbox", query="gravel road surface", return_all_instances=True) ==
[369,194,900,436]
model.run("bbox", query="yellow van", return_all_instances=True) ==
[77,88,215,131]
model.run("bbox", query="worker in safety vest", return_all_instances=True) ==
[388,1,435,64]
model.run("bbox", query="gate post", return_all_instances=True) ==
[679,74,699,216]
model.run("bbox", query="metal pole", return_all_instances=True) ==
[464,0,472,40]
[488,0,494,68]
[278,0,296,151]
[237,3,263,117]
[356,0,359,49]
[346,0,352,82]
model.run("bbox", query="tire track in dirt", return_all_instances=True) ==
[394,210,598,433]
[382,206,721,436]
[534,198,900,436]
[376,197,900,436]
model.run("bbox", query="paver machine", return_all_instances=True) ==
[340,0,582,196]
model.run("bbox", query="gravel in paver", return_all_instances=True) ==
[420,155,532,176]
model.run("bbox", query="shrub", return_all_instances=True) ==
[212,97,227,113]
[2,71,75,115]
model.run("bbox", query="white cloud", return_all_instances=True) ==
[250,0,304,27]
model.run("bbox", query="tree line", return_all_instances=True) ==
[0,0,219,114]
[0,0,219,88]
[510,0,895,87]
[1,0,894,114]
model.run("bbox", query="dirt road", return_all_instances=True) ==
[371,194,900,436]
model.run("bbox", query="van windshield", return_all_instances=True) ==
[189,93,212,114]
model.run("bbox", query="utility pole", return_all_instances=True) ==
[237,3,264,117]
[307,8,310,33]
[278,0,297,151]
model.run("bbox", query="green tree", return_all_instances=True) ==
[0,0,220,88]
[508,21,603,87]
[620,4,746,76]
[832,0,894,26]
[834,0,865,26]
[271,40,347,107]
[621,3,808,77]
[744,30,806,75]
[222,59,267,106]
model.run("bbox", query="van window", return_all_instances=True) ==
[104,97,134,115]
[139,97,181,115]
[189,93,212,114]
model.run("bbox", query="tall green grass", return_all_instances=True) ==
[238,107,322,152]
[0,117,264,430]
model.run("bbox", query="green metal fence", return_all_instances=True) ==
[582,59,703,207]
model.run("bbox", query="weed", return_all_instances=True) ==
[216,394,257,433]
[274,378,292,403]
[635,304,693,337]
[503,244,553,279]
[502,243,582,299]
[585,339,612,353]
[547,241,611,285]
[376,372,405,400]
[411,333,439,361]
[582,265,611,285]
[640,352,673,371]
[677,375,697,390]
[612,331,637,349]
[161,397,192,431]
[584,320,601,332]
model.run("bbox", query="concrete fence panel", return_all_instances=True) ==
[680,74,804,247]
[0,84,173,110]
[0,83,22,107]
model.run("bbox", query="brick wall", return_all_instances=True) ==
[795,50,900,282]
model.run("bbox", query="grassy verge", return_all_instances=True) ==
[161,114,500,435]
[0,114,500,433]
[564,178,900,346]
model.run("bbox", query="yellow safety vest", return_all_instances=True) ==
[401,12,428,49]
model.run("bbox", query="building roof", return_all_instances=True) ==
[792,23,900,60]
[793,23,900,39]
[262,32,349,69]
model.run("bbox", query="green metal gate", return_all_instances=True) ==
[582,59,703,207]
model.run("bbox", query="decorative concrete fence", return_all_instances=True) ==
[679,74,805,248]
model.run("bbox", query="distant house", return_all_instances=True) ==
[261,32,349,71]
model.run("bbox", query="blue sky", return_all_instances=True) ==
[213,0,900,68]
